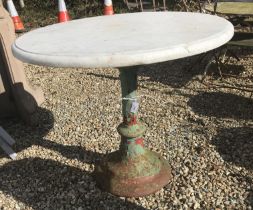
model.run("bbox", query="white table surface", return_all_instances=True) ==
[12,12,234,68]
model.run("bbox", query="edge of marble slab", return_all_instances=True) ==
[12,21,234,68]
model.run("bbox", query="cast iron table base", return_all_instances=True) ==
[94,67,172,197]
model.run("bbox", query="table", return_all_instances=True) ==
[204,2,253,16]
[12,12,234,197]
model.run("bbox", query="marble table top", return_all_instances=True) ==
[12,12,234,68]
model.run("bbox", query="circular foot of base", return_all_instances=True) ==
[94,150,172,197]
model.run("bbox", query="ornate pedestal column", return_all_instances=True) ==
[94,67,172,197]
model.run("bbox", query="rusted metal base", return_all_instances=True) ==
[94,67,172,197]
[94,149,172,197]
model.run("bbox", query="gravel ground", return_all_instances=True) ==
[0,50,252,209]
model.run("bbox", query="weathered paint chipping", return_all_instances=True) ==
[94,66,172,197]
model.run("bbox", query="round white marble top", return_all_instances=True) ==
[12,12,234,68]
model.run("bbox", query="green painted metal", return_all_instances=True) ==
[205,2,253,15]
[119,66,137,117]
[94,149,172,197]
[118,67,146,158]
[94,66,172,197]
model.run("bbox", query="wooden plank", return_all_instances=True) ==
[228,32,253,47]
[205,2,253,15]
[229,38,253,47]
[0,126,15,145]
